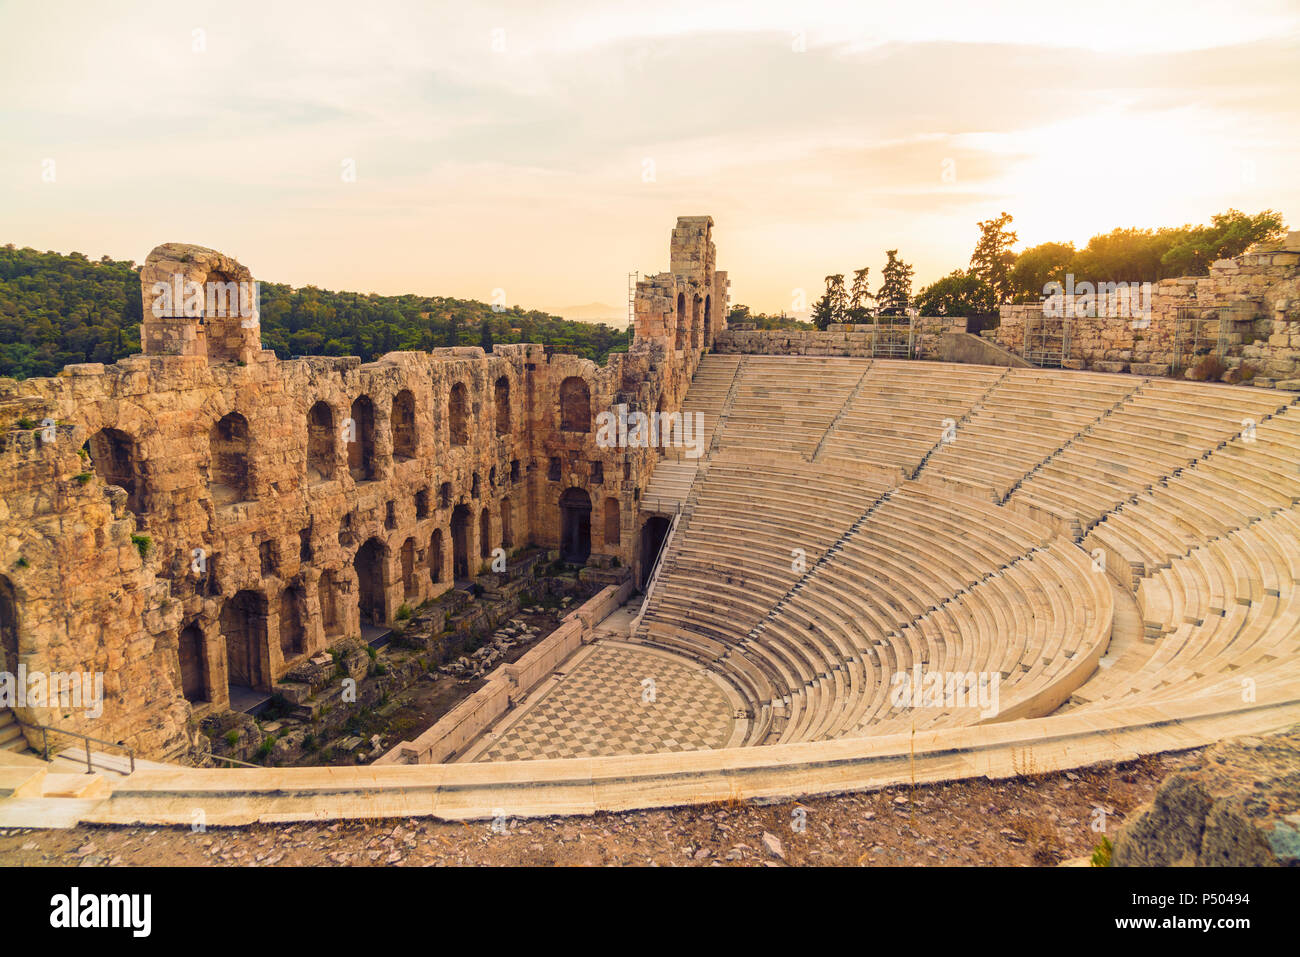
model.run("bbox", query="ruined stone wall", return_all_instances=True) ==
[0,216,716,760]
[994,234,1300,387]
[714,318,967,358]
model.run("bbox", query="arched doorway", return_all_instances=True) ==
[703,295,711,347]
[221,590,267,693]
[354,538,387,625]
[675,292,686,351]
[559,488,592,564]
[451,505,471,580]
[639,516,671,588]
[480,507,492,559]
[400,537,418,599]
[177,622,207,703]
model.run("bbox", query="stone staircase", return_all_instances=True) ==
[0,709,32,756]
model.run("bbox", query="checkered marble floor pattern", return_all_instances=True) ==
[472,643,736,762]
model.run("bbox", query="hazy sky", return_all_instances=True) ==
[2,0,1297,319]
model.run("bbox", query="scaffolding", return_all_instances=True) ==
[627,271,638,329]
[871,311,915,358]
[1023,313,1070,367]
[1171,304,1221,375]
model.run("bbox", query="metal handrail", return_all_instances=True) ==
[19,720,135,775]
[207,753,264,769]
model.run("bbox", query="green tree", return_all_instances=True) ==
[1008,241,1075,302]
[811,274,848,329]
[914,270,993,318]
[969,211,1018,310]
[876,251,914,316]
[847,267,875,322]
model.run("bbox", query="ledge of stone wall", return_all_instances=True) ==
[714,319,967,358]
[377,579,635,766]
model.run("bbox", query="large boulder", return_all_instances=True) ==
[1113,724,1300,866]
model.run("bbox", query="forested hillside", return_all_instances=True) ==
[0,245,632,379]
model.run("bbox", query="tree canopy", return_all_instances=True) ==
[0,244,632,379]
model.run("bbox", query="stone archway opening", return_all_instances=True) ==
[221,590,268,694]
[178,621,207,703]
[86,427,145,516]
[348,396,377,482]
[639,516,671,588]
[392,390,417,461]
[0,575,18,678]
[675,292,686,351]
[495,376,511,435]
[401,537,418,599]
[704,294,712,347]
[559,487,592,564]
[430,528,445,584]
[354,538,387,626]
[480,507,492,560]
[279,586,306,658]
[449,382,470,446]
[306,401,335,482]
[210,413,252,505]
[451,505,471,580]
[560,377,591,432]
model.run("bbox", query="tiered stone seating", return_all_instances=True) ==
[924,369,1138,499]
[715,356,870,457]
[633,358,1299,754]
[673,353,741,456]
[819,360,1005,476]
[1086,406,1300,579]
[1008,381,1292,537]
[1074,506,1300,708]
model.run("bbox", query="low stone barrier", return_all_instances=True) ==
[376,580,634,765]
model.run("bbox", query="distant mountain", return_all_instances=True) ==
[554,302,629,327]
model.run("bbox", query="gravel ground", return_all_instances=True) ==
[0,751,1185,867]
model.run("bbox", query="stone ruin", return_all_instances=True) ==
[0,216,727,761]
[994,232,1300,386]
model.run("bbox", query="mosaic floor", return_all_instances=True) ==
[464,641,742,762]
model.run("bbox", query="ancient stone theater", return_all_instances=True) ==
[1,216,1298,826]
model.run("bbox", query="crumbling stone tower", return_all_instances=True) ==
[140,243,263,364]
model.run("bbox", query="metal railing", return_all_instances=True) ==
[207,753,264,769]
[21,720,135,774]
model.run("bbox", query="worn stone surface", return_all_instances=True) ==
[1113,723,1300,866]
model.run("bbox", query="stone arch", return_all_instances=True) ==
[0,575,19,676]
[85,427,145,515]
[210,412,252,505]
[449,382,470,446]
[480,507,492,560]
[560,376,591,433]
[639,516,671,588]
[692,294,702,350]
[451,505,471,580]
[604,497,621,547]
[675,292,686,351]
[400,537,418,599]
[279,586,306,658]
[348,395,376,482]
[429,528,445,584]
[495,375,511,435]
[559,487,592,563]
[354,538,387,626]
[306,401,336,482]
[177,621,207,703]
[500,497,513,549]
[221,590,268,693]
[704,294,712,346]
[319,569,344,639]
[391,390,417,461]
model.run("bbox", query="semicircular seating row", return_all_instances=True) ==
[635,355,1300,746]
